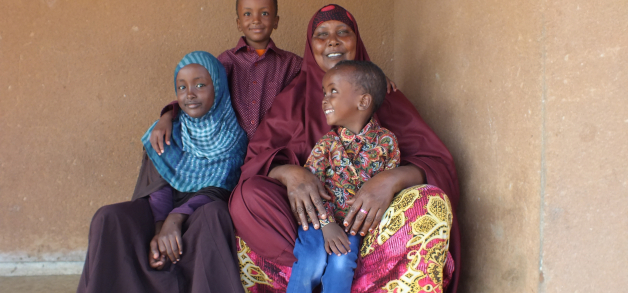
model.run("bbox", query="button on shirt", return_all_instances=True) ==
[218,37,302,139]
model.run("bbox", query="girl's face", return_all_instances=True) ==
[176,64,215,118]
[311,20,357,72]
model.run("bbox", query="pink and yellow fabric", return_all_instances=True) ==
[236,184,455,293]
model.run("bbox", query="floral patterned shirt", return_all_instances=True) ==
[304,118,400,227]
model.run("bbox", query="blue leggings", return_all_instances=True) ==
[287,223,361,293]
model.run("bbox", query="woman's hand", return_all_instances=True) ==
[343,165,425,237]
[149,110,174,155]
[152,213,188,264]
[269,165,331,230]
[386,76,398,93]
[322,223,352,256]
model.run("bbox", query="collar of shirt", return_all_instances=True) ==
[233,36,281,57]
[336,117,380,146]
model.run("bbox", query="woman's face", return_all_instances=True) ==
[311,20,357,72]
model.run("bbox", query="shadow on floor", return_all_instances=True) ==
[0,275,80,293]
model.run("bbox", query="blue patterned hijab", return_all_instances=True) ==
[141,51,247,192]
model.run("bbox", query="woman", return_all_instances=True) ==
[230,4,461,293]
[77,52,245,293]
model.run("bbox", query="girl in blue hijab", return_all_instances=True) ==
[140,51,247,268]
[143,51,247,193]
[77,51,247,293]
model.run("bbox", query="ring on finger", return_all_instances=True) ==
[359,208,368,214]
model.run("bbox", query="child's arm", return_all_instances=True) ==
[147,186,174,270]
[148,194,214,268]
[322,223,352,256]
[386,76,398,93]
[149,102,178,155]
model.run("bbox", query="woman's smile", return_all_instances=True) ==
[311,20,357,72]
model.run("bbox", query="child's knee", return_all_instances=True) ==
[93,204,124,223]
[326,253,358,274]
[92,201,147,226]
[293,253,327,278]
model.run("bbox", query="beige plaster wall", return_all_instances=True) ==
[0,0,394,262]
[394,0,543,291]
[395,0,628,292]
[2,0,627,291]
[541,1,628,291]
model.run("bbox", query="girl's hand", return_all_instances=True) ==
[148,221,166,270]
[155,213,188,263]
[386,76,398,93]
[269,165,331,231]
[322,223,352,256]
[149,238,167,270]
[149,110,173,155]
[343,165,425,237]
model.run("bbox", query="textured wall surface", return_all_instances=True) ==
[541,0,628,291]
[0,0,393,262]
[395,0,627,292]
[394,0,543,291]
[2,0,627,291]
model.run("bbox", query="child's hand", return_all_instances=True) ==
[385,76,398,93]
[150,110,173,155]
[148,235,167,270]
[154,213,188,263]
[321,223,352,256]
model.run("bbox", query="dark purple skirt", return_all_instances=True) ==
[77,198,244,293]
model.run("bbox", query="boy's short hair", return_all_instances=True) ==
[333,60,387,112]
[236,0,278,16]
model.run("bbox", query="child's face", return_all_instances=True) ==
[176,64,215,118]
[321,68,363,129]
[236,0,279,49]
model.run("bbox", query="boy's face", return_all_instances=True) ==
[321,68,363,129]
[176,64,215,118]
[236,0,279,49]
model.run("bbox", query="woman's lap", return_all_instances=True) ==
[233,183,455,293]
[229,175,299,266]
[354,185,454,292]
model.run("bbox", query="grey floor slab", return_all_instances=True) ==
[0,275,80,293]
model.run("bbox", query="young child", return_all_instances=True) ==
[151,0,302,152]
[140,51,248,270]
[286,60,400,292]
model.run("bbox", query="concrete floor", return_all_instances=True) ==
[0,275,80,293]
